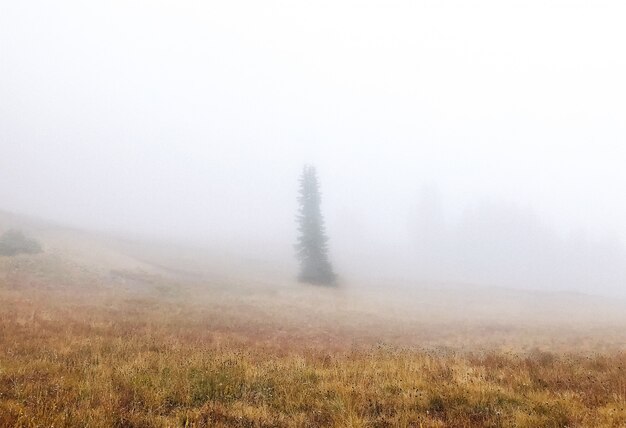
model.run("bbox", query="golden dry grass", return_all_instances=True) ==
[1,250,626,427]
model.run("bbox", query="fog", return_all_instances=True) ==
[2,1,626,296]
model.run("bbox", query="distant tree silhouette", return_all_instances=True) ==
[295,165,336,285]
[0,229,42,256]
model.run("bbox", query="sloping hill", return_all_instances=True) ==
[1,209,626,353]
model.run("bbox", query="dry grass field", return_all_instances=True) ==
[1,220,626,427]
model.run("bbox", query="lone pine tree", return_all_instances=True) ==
[295,165,337,285]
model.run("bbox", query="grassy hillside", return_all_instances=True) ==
[1,214,626,427]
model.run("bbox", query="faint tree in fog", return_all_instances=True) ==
[295,165,337,286]
[0,229,42,256]
[411,184,446,276]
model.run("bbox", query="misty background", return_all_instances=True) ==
[1,1,626,297]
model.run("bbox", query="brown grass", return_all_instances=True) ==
[1,252,626,427]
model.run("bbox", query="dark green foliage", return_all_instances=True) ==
[0,229,42,256]
[295,165,336,286]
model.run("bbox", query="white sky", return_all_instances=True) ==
[1,1,626,288]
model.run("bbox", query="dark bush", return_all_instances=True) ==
[0,229,42,256]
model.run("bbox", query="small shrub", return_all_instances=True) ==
[0,229,42,256]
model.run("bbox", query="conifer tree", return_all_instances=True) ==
[295,165,336,285]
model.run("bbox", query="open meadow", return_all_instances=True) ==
[1,219,626,427]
